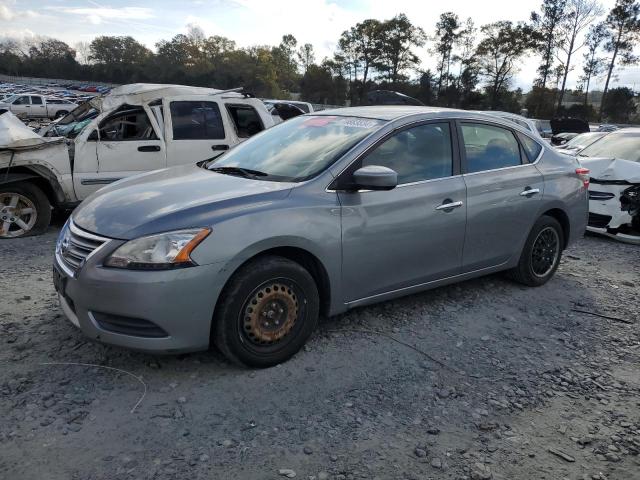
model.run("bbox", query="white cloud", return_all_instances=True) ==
[45,6,155,26]
[0,1,39,21]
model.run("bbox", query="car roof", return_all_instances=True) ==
[313,105,542,129]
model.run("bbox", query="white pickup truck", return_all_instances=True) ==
[0,94,78,119]
[0,83,278,238]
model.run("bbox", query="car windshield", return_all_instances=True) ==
[208,115,386,182]
[579,132,640,162]
[2,95,18,103]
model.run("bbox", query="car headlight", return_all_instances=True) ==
[104,228,211,270]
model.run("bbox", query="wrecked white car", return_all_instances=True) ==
[578,128,640,244]
[0,83,275,238]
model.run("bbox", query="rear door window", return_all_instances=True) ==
[461,123,523,173]
[31,96,43,105]
[226,104,264,138]
[170,101,225,140]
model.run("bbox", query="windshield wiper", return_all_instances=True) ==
[209,166,269,178]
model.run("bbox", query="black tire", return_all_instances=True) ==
[0,182,51,238]
[55,110,69,119]
[212,255,319,368]
[508,215,564,287]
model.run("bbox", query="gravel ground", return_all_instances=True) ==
[1,219,639,480]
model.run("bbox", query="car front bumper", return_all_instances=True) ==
[54,252,226,354]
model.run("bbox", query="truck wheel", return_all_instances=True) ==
[212,255,319,368]
[507,215,564,287]
[55,110,69,119]
[0,183,51,238]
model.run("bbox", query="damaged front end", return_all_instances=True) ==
[583,158,640,244]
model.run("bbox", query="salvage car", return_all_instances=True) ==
[0,83,276,238]
[0,94,77,119]
[578,128,640,244]
[53,106,589,367]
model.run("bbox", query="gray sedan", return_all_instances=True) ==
[53,107,589,367]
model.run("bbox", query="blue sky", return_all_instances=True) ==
[1,0,637,91]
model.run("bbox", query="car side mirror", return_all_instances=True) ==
[351,165,398,191]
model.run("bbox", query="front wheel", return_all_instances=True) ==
[0,183,51,238]
[508,215,564,287]
[212,256,319,367]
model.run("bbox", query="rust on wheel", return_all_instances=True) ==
[242,282,299,345]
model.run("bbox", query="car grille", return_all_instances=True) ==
[588,212,612,228]
[57,220,109,275]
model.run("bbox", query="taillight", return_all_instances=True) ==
[576,167,590,188]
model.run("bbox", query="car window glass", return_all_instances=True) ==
[516,132,542,162]
[98,107,158,141]
[461,123,522,173]
[362,123,453,184]
[31,96,43,105]
[14,96,30,105]
[170,101,224,140]
[226,105,264,138]
[211,115,385,182]
[579,133,640,162]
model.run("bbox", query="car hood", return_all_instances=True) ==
[72,164,295,239]
[579,156,640,184]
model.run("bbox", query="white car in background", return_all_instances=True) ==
[556,131,608,154]
[578,128,640,244]
[0,83,276,238]
[0,94,77,119]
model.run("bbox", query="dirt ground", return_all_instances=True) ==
[1,218,639,480]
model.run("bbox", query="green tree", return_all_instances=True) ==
[297,43,315,73]
[600,0,640,119]
[338,19,382,102]
[530,0,566,116]
[433,12,461,96]
[555,0,604,112]
[531,0,567,89]
[602,86,637,121]
[476,21,538,109]
[579,23,607,105]
[375,14,426,85]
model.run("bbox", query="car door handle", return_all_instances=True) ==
[435,200,464,211]
[211,145,229,151]
[138,145,161,152]
[520,188,540,197]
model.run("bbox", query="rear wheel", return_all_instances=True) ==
[212,256,319,367]
[0,182,51,238]
[508,215,564,287]
[55,110,69,119]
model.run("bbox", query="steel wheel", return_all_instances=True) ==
[240,279,302,347]
[0,192,38,238]
[530,226,560,278]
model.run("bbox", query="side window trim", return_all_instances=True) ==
[455,119,533,175]
[331,119,461,191]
